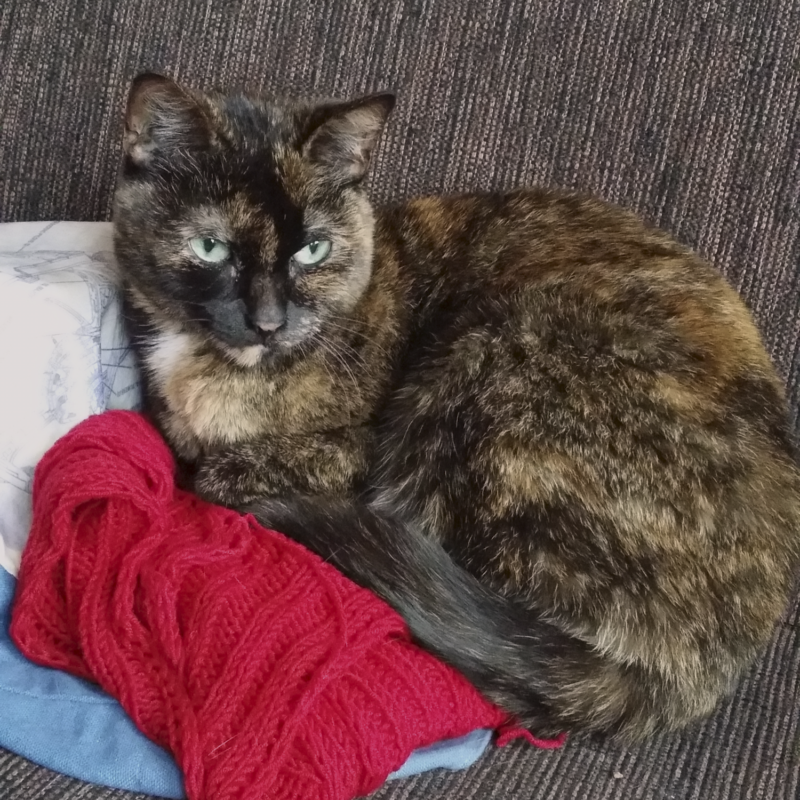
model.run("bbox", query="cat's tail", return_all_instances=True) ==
[244,495,650,739]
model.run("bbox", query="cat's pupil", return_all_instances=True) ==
[203,239,216,253]
[308,242,319,253]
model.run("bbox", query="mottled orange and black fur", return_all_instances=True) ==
[114,74,800,741]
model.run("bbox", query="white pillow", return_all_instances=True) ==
[0,222,140,575]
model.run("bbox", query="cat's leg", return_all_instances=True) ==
[191,426,372,506]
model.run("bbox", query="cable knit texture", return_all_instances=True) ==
[8,411,564,800]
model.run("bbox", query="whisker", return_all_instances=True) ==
[319,339,360,394]
[322,317,393,361]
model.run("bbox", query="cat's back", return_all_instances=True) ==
[374,186,799,566]
[380,188,787,416]
[385,188,729,294]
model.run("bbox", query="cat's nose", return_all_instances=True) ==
[252,305,286,338]
[255,319,284,335]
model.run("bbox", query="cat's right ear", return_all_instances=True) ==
[124,73,210,165]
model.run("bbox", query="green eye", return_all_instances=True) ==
[293,240,332,267]
[189,237,231,264]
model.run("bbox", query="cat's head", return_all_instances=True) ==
[113,73,394,369]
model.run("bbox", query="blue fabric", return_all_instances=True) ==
[0,566,490,794]
[388,729,492,779]
[0,567,184,797]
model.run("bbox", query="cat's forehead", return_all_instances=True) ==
[161,91,314,203]
[170,132,317,243]
[178,197,274,242]
[215,93,296,135]
[202,91,321,163]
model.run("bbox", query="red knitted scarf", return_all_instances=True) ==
[11,411,561,800]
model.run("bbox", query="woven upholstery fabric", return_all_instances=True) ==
[1,1,799,799]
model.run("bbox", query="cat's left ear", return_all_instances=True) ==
[302,93,395,185]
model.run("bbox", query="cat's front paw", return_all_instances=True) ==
[192,453,261,508]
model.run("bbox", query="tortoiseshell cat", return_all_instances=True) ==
[114,74,800,741]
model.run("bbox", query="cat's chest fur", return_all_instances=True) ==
[144,330,347,457]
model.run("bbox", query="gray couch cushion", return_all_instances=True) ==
[1,0,799,798]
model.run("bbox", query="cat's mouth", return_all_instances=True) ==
[196,298,326,369]
[215,325,321,370]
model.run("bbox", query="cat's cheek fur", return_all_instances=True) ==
[298,193,377,317]
[146,330,197,387]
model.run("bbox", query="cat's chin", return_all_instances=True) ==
[221,343,268,369]
[219,340,305,371]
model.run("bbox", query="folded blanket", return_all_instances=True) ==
[10,411,559,800]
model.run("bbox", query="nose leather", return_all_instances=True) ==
[252,304,286,335]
